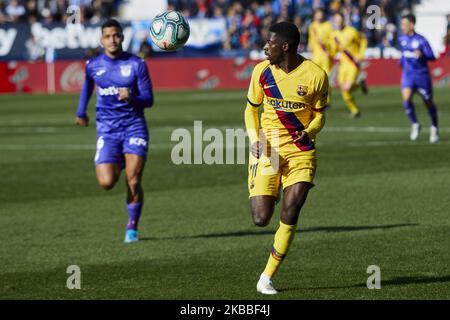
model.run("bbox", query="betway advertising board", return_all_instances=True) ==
[0,18,227,61]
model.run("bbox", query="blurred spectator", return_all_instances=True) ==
[296,0,313,22]
[0,0,432,54]
[138,40,153,59]
[442,14,450,58]
[6,0,26,22]
[179,0,417,51]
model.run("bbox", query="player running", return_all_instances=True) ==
[399,14,439,143]
[75,19,154,243]
[245,22,329,295]
[308,7,334,76]
[331,12,367,118]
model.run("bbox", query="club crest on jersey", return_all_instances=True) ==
[120,65,132,77]
[297,85,308,96]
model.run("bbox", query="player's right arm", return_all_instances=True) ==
[75,61,95,127]
[245,62,265,158]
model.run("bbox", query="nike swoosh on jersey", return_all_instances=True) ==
[96,70,106,76]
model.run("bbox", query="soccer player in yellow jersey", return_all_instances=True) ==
[331,12,368,118]
[308,8,334,75]
[245,22,329,294]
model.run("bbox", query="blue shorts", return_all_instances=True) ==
[94,117,149,167]
[402,72,433,101]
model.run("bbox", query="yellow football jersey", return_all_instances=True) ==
[332,25,367,68]
[247,58,329,151]
[308,21,334,57]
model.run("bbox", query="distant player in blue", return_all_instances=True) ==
[399,14,439,143]
[75,19,154,243]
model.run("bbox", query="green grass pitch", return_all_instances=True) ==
[0,87,449,299]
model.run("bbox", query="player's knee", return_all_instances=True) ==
[251,209,272,227]
[126,175,141,190]
[98,178,116,190]
[253,216,270,227]
[424,100,434,108]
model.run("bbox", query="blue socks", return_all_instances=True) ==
[126,202,143,231]
[427,104,438,128]
[404,100,439,128]
[403,100,418,124]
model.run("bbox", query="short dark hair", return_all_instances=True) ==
[269,22,300,52]
[402,13,416,24]
[101,18,123,34]
[314,7,326,15]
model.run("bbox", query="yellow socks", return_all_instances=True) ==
[263,221,297,278]
[342,90,359,115]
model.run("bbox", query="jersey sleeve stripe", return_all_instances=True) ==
[311,105,328,112]
[247,98,261,107]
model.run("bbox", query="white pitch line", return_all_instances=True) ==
[347,140,450,147]
[324,126,450,133]
[0,127,58,133]
[0,139,448,151]
[0,144,95,150]
[0,119,69,125]
[1,124,449,134]
[154,126,450,133]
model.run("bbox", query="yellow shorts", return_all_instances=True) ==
[248,138,317,198]
[338,63,359,85]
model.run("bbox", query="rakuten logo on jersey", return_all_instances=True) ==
[98,86,119,96]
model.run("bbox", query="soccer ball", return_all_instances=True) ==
[149,11,190,51]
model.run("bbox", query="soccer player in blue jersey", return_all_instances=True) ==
[399,14,439,143]
[75,19,154,243]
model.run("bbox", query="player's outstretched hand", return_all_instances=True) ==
[293,131,310,145]
[251,141,263,159]
[118,88,131,103]
[75,116,89,127]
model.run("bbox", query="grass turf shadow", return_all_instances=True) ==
[279,274,450,293]
[140,223,419,241]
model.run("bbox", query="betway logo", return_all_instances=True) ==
[98,86,119,96]
[402,51,419,59]
[0,28,17,56]
[30,23,132,50]
[266,97,306,110]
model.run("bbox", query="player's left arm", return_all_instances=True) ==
[301,74,329,140]
[120,59,154,108]
[419,37,436,61]
[357,31,368,62]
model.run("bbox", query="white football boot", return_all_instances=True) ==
[256,273,278,295]
[430,126,439,143]
[410,123,421,141]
